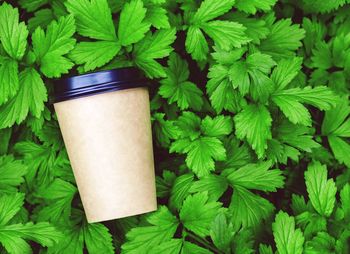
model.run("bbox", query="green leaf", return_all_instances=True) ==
[272,211,304,254]
[304,232,336,254]
[322,98,350,136]
[0,68,47,129]
[32,15,76,78]
[190,174,228,202]
[169,173,194,210]
[322,98,350,167]
[28,9,55,32]
[201,115,233,137]
[0,192,25,225]
[152,113,180,148]
[226,161,285,192]
[122,206,179,253]
[0,156,27,194]
[0,222,62,252]
[173,111,201,140]
[65,0,116,41]
[69,41,121,72]
[0,57,19,105]
[134,29,176,78]
[259,18,305,60]
[201,20,249,50]
[180,192,222,237]
[276,121,320,153]
[192,0,236,23]
[0,2,28,60]
[230,185,274,228]
[259,244,273,254]
[159,53,203,110]
[118,0,150,46]
[83,223,114,254]
[305,161,337,217]
[229,14,269,44]
[235,0,277,14]
[152,239,182,254]
[182,241,213,254]
[18,0,48,12]
[210,212,234,253]
[271,57,303,90]
[35,178,77,223]
[185,26,209,61]
[185,137,226,177]
[48,227,83,254]
[145,6,170,29]
[272,94,312,126]
[234,104,272,158]
[311,41,332,69]
[272,86,337,111]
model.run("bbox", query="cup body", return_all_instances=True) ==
[54,86,157,223]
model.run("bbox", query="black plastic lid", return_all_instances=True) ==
[51,67,149,103]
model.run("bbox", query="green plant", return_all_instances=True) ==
[0,0,349,253]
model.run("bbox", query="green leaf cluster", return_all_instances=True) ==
[0,0,349,253]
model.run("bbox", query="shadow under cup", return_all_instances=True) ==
[51,67,157,223]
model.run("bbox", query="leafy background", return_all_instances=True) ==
[0,0,349,253]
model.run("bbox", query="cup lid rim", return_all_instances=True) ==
[51,67,149,103]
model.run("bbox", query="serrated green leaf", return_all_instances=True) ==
[159,53,203,110]
[0,3,28,60]
[272,211,304,254]
[259,18,305,60]
[0,156,27,194]
[0,57,19,105]
[210,212,234,252]
[118,0,150,46]
[28,9,55,32]
[201,20,249,50]
[226,161,285,192]
[69,41,121,72]
[0,68,47,129]
[234,104,272,158]
[83,223,114,254]
[145,5,170,29]
[230,185,274,228]
[305,161,337,217]
[18,0,48,12]
[272,57,303,90]
[32,15,76,78]
[152,239,182,254]
[185,26,209,61]
[0,192,25,225]
[304,232,336,254]
[182,241,213,254]
[65,0,116,41]
[186,137,226,177]
[190,174,228,201]
[0,221,62,253]
[180,192,222,237]
[192,0,236,23]
[201,115,233,137]
[134,29,176,78]
[122,206,179,253]
[36,178,76,223]
[169,173,194,210]
[235,0,277,14]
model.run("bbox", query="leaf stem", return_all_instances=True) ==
[186,230,223,254]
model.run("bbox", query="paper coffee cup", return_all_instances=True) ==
[51,67,157,223]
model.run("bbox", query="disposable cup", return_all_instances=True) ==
[51,67,157,223]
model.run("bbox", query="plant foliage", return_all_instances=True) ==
[0,0,349,253]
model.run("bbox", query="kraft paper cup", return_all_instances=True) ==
[51,67,157,223]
